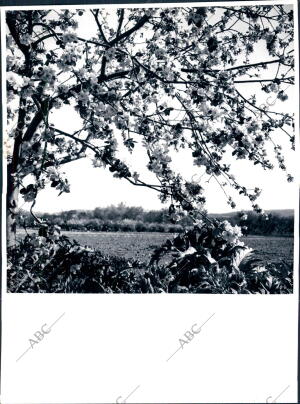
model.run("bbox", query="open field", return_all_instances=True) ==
[16,230,294,265]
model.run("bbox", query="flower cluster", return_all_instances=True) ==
[220,221,243,245]
[147,145,172,176]
[5,6,294,229]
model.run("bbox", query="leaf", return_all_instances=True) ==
[180,247,197,258]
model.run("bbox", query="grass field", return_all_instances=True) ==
[17,230,294,265]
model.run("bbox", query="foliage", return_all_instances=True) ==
[17,204,293,235]
[235,211,294,236]
[6,6,295,294]
[150,220,293,293]
[8,222,292,293]
[6,5,295,234]
[8,225,142,293]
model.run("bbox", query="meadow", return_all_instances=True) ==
[17,229,294,265]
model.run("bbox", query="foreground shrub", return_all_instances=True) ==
[7,226,142,293]
[150,220,293,294]
[7,221,293,293]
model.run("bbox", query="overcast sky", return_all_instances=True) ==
[17,5,297,214]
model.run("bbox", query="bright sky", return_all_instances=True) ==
[18,5,297,214]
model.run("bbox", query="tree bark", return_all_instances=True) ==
[6,14,33,247]
[7,164,19,247]
[6,95,27,247]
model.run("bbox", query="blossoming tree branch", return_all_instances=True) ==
[6,6,294,246]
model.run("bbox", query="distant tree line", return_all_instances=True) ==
[234,211,294,237]
[17,204,293,236]
[18,203,186,233]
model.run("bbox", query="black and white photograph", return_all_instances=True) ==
[4,3,297,294]
[1,1,299,403]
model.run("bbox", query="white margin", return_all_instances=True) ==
[0,2,299,403]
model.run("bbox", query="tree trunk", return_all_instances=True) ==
[6,95,27,247]
[7,164,19,248]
